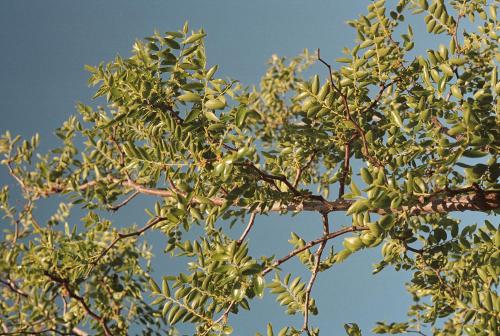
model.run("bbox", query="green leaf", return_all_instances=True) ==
[254,276,265,298]
[178,92,202,102]
[185,108,202,123]
[183,33,206,44]
[346,199,370,215]
[205,98,226,110]
[235,108,249,128]
[439,63,454,77]
[450,85,462,99]
[162,278,170,296]
[378,214,395,230]
[311,75,320,95]
[390,109,410,132]
[343,237,364,252]
[336,57,352,63]
[204,110,220,122]
[360,168,373,184]
[149,278,161,294]
[164,38,180,49]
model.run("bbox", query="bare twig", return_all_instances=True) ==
[44,272,113,336]
[293,152,316,188]
[338,142,351,198]
[107,190,140,211]
[317,49,382,167]
[262,225,368,276]
[6,162,28,194]
[0,278,28,297]
[244,162,302,196]
[87,216,166,274]
[302,213,330,334]
[237,212,257,245]
[202,301,235,336]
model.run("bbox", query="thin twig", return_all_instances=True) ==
[407,330,428,336]
[302,213,330,334]
[317,49,381,167]
[262,225,368,276]
[0,278,28,297]
[0,328,78,335]
[44,272,113,336]
[237,212,257,245]
[6,161,28,194]
[107,190,140,211]
[430,117,464,141]
[245,162,302,196]
[202,301,235,336]
[87,216,166,274]
[338,142,351,198]
[293,152,316,188]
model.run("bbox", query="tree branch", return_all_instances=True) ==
[293,152,316,188]
[0,278,28,297]
[88,216,167,274]
[43,272,112,336]
[338,142,351,198]
[107,190,140,211]
[303,213,329,334]
[0,279,88,336]
[262,225,368,276]
[317,49,382,167]
[430,116,464,141]
[237,212,257,245]
[35,173,500,215]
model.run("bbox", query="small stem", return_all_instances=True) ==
[44,272,113,336]
[262,225,368,276]
[107,190,139,211]
[87,216,166,275]
[237,212,257,245]
[302,213,330,334]
[338,142,351,198]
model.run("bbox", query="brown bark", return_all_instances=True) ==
[44,177,500,215]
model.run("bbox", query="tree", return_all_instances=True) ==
[0,0,499,335]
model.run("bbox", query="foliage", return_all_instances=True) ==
[1,1,499,335]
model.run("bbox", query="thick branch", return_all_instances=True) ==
[39,177,500,215]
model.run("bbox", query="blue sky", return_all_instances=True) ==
[0,1,480,335]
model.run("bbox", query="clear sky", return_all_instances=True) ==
[0,1,480,335]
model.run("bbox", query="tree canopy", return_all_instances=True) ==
[1,0,499,335]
